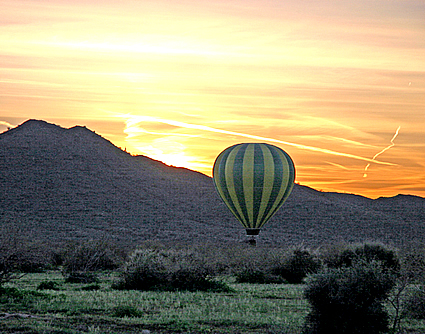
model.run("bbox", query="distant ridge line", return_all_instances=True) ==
[1,119,423,247]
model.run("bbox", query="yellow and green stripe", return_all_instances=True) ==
[213,143,295,235]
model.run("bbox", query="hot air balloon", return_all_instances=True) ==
[213,143,295,245]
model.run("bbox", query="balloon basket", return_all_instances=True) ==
[245,229,260,246]
[246,235,257,246]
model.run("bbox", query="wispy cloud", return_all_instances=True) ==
[325,161,351,170]
[122,115,396,166]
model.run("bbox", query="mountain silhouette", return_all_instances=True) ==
[1,119,424,247]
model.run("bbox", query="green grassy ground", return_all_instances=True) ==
[2,271,425,333]
[1,271,307,334]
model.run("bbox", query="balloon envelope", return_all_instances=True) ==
[213,143,295,235]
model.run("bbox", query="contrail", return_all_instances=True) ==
[363,126,401,178]
[0,121,14,128]
[122,115,396,166]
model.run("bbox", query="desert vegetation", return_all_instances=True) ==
[2,233,425,334]
[2,120,425,333]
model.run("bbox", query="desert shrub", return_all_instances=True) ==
[399,246,425,282]
[187,243,234,276]
[5,243,53,273]
[232,248,264,283]
[165,248,221,291]
[235,268,268,283]
[112,248,168,290]
[112,305,143,318]
[64,272,100,284]
[356,243,400,272]
[270,248,322,284]
[80,283,101,291]
[62,239,124,273]
[113,248,230,292]
[61,239,125,283]
[232,247,321,284]
[234,268,286,284]
[303,261,396,334]
[37,280,60,291]
[0,226,53,286]
[322,242,400,273]
[230,246,281,284]
[403,286,425,319]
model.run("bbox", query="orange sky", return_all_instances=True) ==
[1,0,424,199]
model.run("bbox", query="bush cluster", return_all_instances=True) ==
[0,227,128,286]
[60,239,125,283]
[302,242,405,333]
[5,232,425,330]
[113,248,229,292]
[303,261,396,334]
[61,239,124,273]
[271,249,322,284]
[321,242,400,273]
[37,280,60,291]
[233,247,321,284]
[231,246,278,283]
[0,227,53,286]
[399,246,425,282]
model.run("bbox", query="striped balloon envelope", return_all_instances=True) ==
[213,143,295,238]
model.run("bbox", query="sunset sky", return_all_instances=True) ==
[1,0,424,199]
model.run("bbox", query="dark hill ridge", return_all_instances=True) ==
[1,119,424,247]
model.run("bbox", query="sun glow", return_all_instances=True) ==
[131,140,209,170]
[2,0,425,198]
[142,150,193,169]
